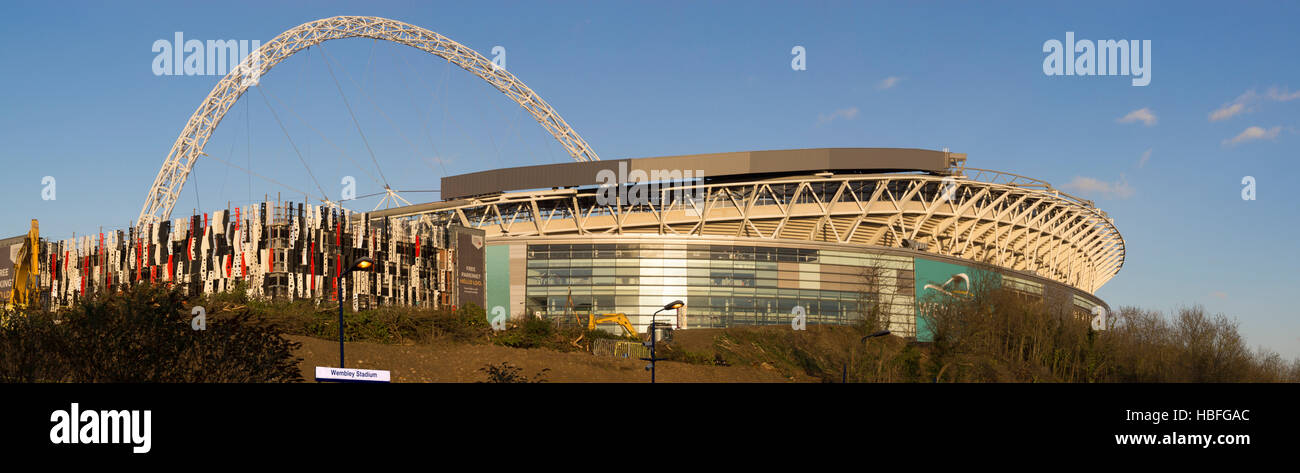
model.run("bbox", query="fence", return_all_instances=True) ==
[590,338,650,360]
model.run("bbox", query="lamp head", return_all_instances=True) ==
[861,330,891,342]
[662,300,685,311]
[346,257,377,274]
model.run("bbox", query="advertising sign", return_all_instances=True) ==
[0,235,24,303]
[452,226,486,309]
[913,257,1001,342]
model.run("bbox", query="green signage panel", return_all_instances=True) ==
[913,257,1001,342]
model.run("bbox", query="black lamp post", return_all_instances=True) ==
[643,300,684,383]
[338,257,376,368]
[844,329,891,383]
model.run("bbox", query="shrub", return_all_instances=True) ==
[0,283,302,383]
[659,345,723,366]
[493,316,557,349]
[434,303,490,342]
[228,300,491,345]
[476,362,549,383]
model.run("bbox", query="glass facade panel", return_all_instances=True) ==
[524,241,918,334]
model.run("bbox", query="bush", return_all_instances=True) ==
[303,308,429,344]
[435,304,491,342]
[476,362,549,383]
[0,283,302,383]
[659,344,725,366]
[218,300,491,345]
[915,266,1299,383]
[493,316,558,349]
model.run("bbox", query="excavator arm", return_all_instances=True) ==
[588,313,638,338]
[3,220,39,312]
[574,312,640,349]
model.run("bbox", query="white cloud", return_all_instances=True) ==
[1137,148,1152,168]
[1223,125,1282,146]
[1266,86,1300,102]
[1209,90,1258,122]
[1209,103,1248,122]
[425,155,455,167]
[1060,175,1135,199]
[1209,86,1300,122]
[877,76,902,90]
[816,107,859,126]
[1117,108,1157,126]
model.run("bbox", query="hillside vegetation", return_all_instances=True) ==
[2,281,1296,383]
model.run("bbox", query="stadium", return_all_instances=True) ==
[9,17,1126,342]
[368,147,1126,339]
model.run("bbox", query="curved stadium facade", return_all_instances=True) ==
[376,148,1125,339]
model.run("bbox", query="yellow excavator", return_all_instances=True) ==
[2,219,41,314]
[571,312,638,348]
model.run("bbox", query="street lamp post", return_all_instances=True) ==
[338,257,376,368]
[643,300,684,383]
[844,329,891,383]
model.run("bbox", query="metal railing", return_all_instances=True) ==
[590,338,650,360]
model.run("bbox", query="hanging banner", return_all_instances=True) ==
[0,235,25,303]
[451,226,485,309]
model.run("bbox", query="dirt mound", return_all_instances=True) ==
[662,324,909,382]
[290,335,801,383]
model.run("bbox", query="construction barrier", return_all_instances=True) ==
[590,338,649,360]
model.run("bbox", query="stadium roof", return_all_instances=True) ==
[440,148,966,199]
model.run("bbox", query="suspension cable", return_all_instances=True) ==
[427,58,496,172]
[259,83,385,189]
[246,85,252,205]
[394,48,448,177]
[201,152,320,205]
[318,44,392,189]
[254,86,330,203]
[328,41,445,187]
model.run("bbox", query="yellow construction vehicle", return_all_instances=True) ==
[571,312,638,348]
[2,219,40,314]
[586,313,638,336]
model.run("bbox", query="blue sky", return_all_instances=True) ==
[1,1,1297,357]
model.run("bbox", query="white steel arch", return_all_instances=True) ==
[139,15,601,226]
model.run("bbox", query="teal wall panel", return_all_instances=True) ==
[913,257,1001,342]
[486,245,510,316]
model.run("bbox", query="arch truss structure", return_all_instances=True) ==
[139,16,601,226]
[389,170,1126,294]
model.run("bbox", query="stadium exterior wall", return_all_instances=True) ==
[483,235,1109,339]
[372,147,1123,338]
